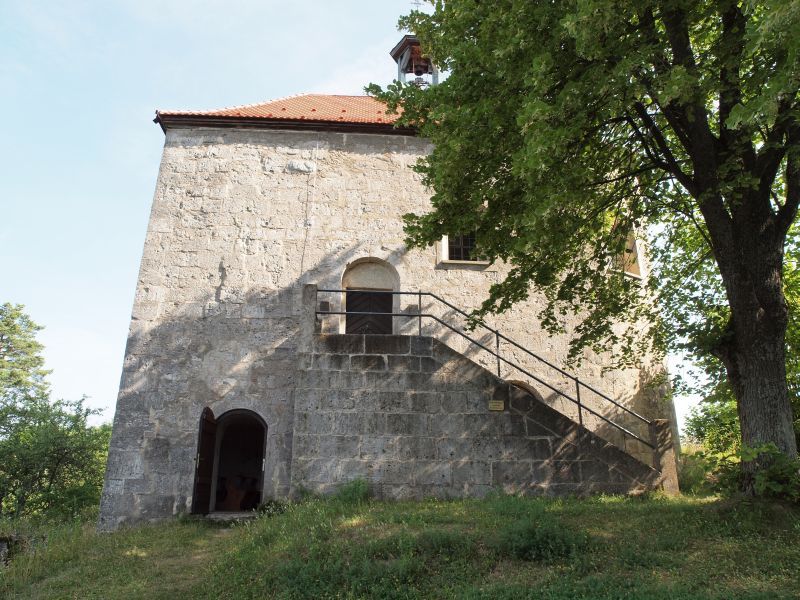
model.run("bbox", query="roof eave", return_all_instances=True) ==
[154,113,417,136]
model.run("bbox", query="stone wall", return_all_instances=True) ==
[99,126,675,529]
[291,333,664,498]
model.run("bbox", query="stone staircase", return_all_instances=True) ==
[290,333,678,499]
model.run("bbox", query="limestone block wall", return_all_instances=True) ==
[291,333,662,498]
[100,125,673,528]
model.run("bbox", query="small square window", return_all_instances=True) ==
[447,233,480,261]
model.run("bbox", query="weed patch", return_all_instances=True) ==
[494,517,589,562]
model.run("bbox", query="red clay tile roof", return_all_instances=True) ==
[157,94,401,126]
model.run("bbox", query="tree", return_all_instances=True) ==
[0,303,49,401]
[683,223,799,453]
[0,304,110,518]
[369,0,800,481]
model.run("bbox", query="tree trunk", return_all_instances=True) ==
[727,326,797,457]
[715,222,798,488]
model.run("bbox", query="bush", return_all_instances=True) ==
[678,448,714,495]
[495,516,589,562]
[333,478,372,504]
[257,499,289,517]
[741,444,800,502]
[688,444,800,503]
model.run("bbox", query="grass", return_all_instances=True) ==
[0,517,237,599]
[1,490,799,599]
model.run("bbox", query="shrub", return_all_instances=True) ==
[690,444,800,503]
[741,444,800,502]
[678,448,714,495]
[333,478,371,504]
[257,499,289,517]
[495,516,589,562]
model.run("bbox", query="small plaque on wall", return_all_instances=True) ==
[488,399,505,411]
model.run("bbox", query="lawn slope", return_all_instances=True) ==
[2,491,798,599]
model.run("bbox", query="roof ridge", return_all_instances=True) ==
[157,92,315,116]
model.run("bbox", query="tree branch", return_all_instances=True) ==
[632,102,697,194]
[777,125,800,235]
[756,100,795,201]
[588,164,661,187]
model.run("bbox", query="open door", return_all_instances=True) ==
[213,411,266,511]
[346,289,392,334]
[191,407,217,514]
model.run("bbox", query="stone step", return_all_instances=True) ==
[291,333,678,498]
[205,511,258,522]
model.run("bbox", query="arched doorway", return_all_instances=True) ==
[508,380,545,403]
[191,408,267,514]
[341,258,400,334]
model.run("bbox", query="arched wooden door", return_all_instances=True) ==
[342,258,399,335]
[191,407,217,514]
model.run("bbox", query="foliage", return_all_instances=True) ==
[0,304,110,519]
[256,498,289,518]
[714,444,800,502]
[677,446,713,494]
[332,478,372,505]
[685,398,742,455]
[681,443,800,502]
[3,495,799,599]
[369,0,800,462]
[495,517,589,562]
[0,397,111,519]
[0,303,49,402]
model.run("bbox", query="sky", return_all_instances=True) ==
[1,0,417,423]
[1,0,697,430]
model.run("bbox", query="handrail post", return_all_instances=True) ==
[575,379,583,426]
[417,290,422,336]
[495,330,501,377]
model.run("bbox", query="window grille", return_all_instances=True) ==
[448,233,479,261]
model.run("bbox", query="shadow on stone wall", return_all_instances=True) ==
[99,242,671,529]
[293,331,665,500]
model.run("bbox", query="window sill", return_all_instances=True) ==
[437,259,494,270]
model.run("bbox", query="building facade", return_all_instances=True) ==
[99,41,678,530]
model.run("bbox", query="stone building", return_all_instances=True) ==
[99,37,678,530]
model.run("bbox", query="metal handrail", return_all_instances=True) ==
[315,289,653,449]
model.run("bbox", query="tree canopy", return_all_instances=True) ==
[0,303,49,402]
[370,0,800,469]
[0,304,110,519]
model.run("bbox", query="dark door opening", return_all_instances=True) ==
[214,413,266,511]
[192,408,266,514]
[346,289,392,334]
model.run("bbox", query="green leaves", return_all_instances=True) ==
[0,303,49,402]
[370,0,799,376]
[0,304,110,519]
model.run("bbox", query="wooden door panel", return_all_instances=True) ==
[346,290,392,334]
[191,408,216,514]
